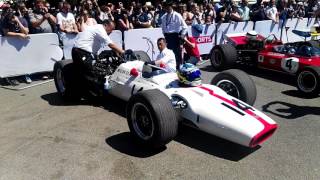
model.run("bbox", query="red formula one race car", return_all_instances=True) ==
[210,31,320,97]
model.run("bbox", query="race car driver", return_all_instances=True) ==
[246,30,258,41]
[177,63,202,87]
[145,38,176,72]
[72,19,124,71]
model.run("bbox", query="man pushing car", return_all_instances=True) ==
[72,19,124,71]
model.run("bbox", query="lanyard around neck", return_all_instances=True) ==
[166,13,173,27]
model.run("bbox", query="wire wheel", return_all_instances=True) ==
[131,103,155,140]
[297,70,317,93]
[216,79,240,99]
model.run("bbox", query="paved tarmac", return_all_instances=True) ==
[0,62,319,180]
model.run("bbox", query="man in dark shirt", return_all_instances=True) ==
[113,1,130,31]
[29,0,56,33]
[1,9,31,84]
[250,0,267,21]
[133,5,152,28]
[82,0,100,21]
[1,11,29,38]
[16,2,32,32]
[154,3,166,27]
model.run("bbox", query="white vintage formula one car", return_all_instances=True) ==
[53,50,277,148]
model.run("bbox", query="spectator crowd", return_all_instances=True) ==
[0,0,319,36]
[0,0,319,85]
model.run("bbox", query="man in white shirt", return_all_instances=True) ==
[145,38,176,72]
[72,19,124,73]
[56,2,78,34]
[161,1,188,69]
[265,0,279,23]
[239,0,250,21]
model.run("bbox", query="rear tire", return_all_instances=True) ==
[297,66,320,97]
[53,60,82,100]
[210,44,237,70]
[211,69,257,106]
[126,90,178,148]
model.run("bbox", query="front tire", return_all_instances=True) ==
[210,44,237,70]
[297,67,320,97]
[53,60,81,100]
[211,69,257,106]
[126,90,178,148]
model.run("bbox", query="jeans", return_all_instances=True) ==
[184,55,198,65]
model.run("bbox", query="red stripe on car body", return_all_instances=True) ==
[198,86,277,147]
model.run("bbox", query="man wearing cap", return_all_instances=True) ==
[161,1,188,69]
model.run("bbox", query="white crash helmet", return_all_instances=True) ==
[246,30,258,41]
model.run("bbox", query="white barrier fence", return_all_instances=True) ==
[254,18,317,43]
[0,18,317,78]
[0,30,124,78]
[281,18,316,42]
[124,18,315,57]
[254,20,283,41]
[0,33,63,78]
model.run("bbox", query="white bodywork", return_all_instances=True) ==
[107,60,277,147]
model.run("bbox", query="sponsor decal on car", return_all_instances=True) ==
[267,52,285,57]
[117,69,130,76]
[258,55,264,63]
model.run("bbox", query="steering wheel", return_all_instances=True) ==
[121,49,137,62]
[264,34,278,44]
[98,50,118,60]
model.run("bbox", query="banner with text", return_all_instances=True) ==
[188,24,216,55]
